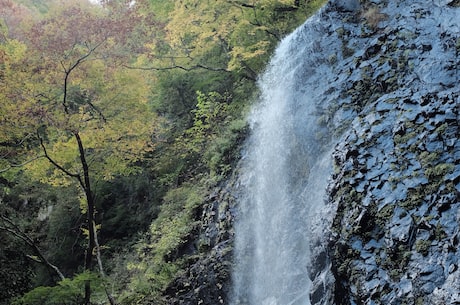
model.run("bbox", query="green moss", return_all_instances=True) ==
[435,223,447,241]
[341,44,355,58]
[418,151,439,166]
[376,204,394,228]
[337,260,350,275]
[385,75,398,88]
[382,242,412,280]
[328,54,338,65]
[336,27,346,38]
[415,240,431,256]
[422,215,434,222]
[402,250,412,263]
[436,122,449,133]
[388,268,401,279]
[400,188,424,209]
[425,163,454,178]
[360,65,373,80]
[416,297,425,305]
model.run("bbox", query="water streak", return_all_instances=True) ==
[230,12,333,305]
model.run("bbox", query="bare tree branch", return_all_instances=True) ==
[123,63,231,73]
[62,41,106,114]
[37,132,82,181]
[0,215,66,281]
[87,101,107,123]
[91,220,117,305]
[0,155,45,173]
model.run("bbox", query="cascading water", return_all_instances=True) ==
[230,8,337,305]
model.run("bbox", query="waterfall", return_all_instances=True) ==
[230,9,335,305]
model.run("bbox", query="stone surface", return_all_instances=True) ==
[163,177,238,305]
[318,0,460,304]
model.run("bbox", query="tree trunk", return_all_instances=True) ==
[75,132,96,305]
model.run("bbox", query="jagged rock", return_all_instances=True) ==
[334,0,360,12]
[164,179,238,305]
[308,0,460,304]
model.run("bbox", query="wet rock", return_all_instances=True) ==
[387,207,415,245]
[311,0,460,304]
[333,0,361,12]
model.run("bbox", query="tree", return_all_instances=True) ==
[0,0,159,303]
[152,0,324,80]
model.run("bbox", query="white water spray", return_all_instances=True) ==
[230,11,333,305]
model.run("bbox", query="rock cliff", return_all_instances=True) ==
[163,176,238,305]
[312,0,460,304]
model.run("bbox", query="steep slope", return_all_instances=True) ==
[312,0,460,304]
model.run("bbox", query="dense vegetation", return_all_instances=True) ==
[0,0,325,304]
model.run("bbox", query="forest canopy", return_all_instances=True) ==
[0,0,325,304]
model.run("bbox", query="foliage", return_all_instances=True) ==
[1,0,157,182]
[161,0,325,79]
[95,173,162,250]
[1,0,159,303]
[116,184,203,304]
[13,272,104,305]
[0,0,326,302]
[0,229,34,305]
[176,91,230,171]
[0,178,87,305]
[415,240,431,257]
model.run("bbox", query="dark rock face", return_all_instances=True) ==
[328,92,460,305]
[317,0,460,304]
[334,0,361,12]
[164,179,237,305]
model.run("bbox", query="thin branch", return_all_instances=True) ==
[39,136,79,179]
[0,216,65,281]
[0,132,35,148]
[62,40,106,113]
[37,132,85,190]
[62,41,105,75]
[227,0,255,8]
[273,5,298,12]
[248,20,281,41]
[0,155,45,173]
[91,221,117,305]
[87,101,107,123]
[123,63,231,73]
[239,60,258,81]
